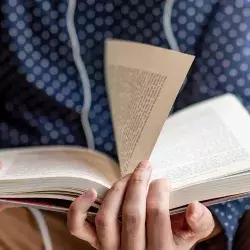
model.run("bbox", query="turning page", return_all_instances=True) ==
[150,94,250,189]
[105,39,194,176]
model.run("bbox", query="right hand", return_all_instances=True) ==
[67,161,216,250]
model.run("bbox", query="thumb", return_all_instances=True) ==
[174,201,215,250]
[185,202,215,241]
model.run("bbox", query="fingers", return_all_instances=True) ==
[121,160,152,250]
[174,201,215,250]
[67,163,216,250]
[146,179,173,250]
[95,174,131,250]
[67,189,99,249]
[185,202,215,242]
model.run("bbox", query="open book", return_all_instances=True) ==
[0,40,250,218]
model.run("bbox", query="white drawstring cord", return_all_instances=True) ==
[163,0,180,51]
[163,0,187,89]
[23,1,95,249]
[27,207,53,250]
[25,1,96,249]
[66,0,95,150]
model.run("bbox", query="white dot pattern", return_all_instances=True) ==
[1,0,250,248]
[172,2,250,249]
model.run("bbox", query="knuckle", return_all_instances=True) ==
[147,203,168,219]
[124,206,143,228]
[95,212,109,229]
[150,179,171,192]
[198,222,215,238]
[110,180,123,194]
[131,171,146,184]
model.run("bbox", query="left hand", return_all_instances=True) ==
[0,204,18,211]
[67,161,216,250]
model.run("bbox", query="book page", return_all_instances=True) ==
[0,146,120,187]
[105,39,194,176]
[150,94,250,189]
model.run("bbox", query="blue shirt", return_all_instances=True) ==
[1,1,250,249]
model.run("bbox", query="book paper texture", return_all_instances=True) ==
[150,94,250,189]
[105,40,194,176]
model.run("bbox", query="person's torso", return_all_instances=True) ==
[1,0,250,159]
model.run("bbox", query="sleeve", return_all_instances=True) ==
[210,197,250,250]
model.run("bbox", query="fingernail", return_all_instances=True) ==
[138,160,151,169]
[191,202,204,221]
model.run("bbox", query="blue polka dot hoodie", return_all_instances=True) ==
[1,1,250,249]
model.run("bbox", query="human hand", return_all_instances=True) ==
[0,205,7,211]
[0,204,18,211]
[68,161,217,250]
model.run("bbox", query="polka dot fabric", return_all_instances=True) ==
[173,1,250,249]
[1,0,88,150]
[1,0,250,249]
